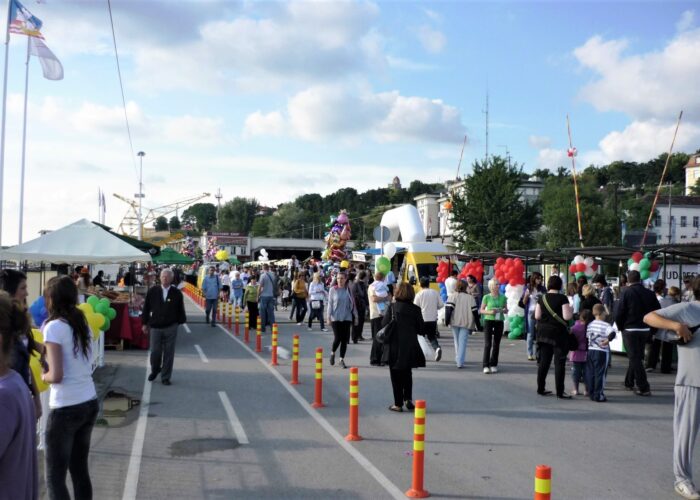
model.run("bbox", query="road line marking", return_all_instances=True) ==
[194,344,209,363]
[121,357,151,500]
[182,298,403,499]
[183,323,191,333]
[218,391,249,445]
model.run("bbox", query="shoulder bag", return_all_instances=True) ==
[542,295,578,351]
[376,304,396,344]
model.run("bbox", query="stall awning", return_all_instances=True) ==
[152,247,193,265]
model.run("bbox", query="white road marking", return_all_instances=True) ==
[182,298,404,500]
[183,323,191,333]
[218,391,250,445]
[121,357,152,500]
[194,344,209,363]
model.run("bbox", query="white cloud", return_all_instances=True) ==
[162,115,226,147]
[424,9,442,23]
[243,111,286,138]
[417,25,447,54]
[529,135,551,149]
[677,10,695,32]
[535,148,568,170]
[246,84,465,144]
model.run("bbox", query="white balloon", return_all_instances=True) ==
[630,262,640,271]
[584,257,594,267]
[383,242,397,259]
[585,266,595,277]
[573,255,584,265]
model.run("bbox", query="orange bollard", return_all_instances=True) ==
[227,303,233,330]
[233,306,239,336]
[534,465,551,500]
[217,301,222,322]
[271,323,279,366]
[312,348,324,408]
[256,316,262,353]
[244,310,250,343]
[345,367,362,441]
[290,335,300,385]
[406,400,429,498]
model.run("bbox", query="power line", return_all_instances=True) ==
[106,0,139,182]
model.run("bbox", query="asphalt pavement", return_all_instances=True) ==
[79,297,688,500]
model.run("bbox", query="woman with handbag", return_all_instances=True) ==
[327,272,357,369]
[535,275,574,399]
[381,282,425,412]
[445,280,477,368]
[479,279,507,374]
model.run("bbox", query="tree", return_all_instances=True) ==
[181,203,217,232]
[169,216,181,230]
[217,197,258,233]
[268,203,306,237]
[450,156,539,251]
[154,216,168,231]
[251,216,271,236]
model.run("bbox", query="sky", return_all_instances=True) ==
[0,0,698,245]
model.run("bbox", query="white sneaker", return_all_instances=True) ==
[307,327,312,331]
[675,481,700,499]
[483,367,491,374]
[490,367,498,374]
[296,322,303,326]
[434,347,442,362]
[321,328,329,332]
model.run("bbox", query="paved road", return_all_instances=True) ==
[81,297,687,499]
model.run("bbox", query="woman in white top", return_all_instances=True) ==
[42,276,98,500]
[307,273,328,332]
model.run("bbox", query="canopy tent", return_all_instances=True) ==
[228,256,241,265]
[152,247,193,265]
[92,221,160,256]
[0,219,152,264]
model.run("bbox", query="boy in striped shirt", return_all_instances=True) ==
[586,304,616,402]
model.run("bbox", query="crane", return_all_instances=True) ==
[113,192,210,238]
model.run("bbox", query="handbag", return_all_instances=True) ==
[542,295,577,351]
[376,304,396,344]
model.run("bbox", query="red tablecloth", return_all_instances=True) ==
[105,302,148,349]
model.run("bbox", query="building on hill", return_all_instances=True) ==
[685,153,700,195]
[649,196,700,244]
[388,176,401,190]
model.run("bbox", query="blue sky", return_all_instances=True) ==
[1,0,698,244]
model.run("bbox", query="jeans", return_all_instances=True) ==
[482,320,503,368]
[422,321,441,350]
[537,342,567,396]
[230,292,243,307]
[260,296,276,331]
[526,313,537,357]
[308,301,325,329]
[390,368,413,406]
[331,320,352,358]
[452,326,470,367]
[586,349,609,401]
[46,398,99,500]
[294,297,308,323]
[623,330,651,392]
[571,361,586,393]
[205,298,218,325]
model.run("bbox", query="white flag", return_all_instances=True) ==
[29,37,63,80]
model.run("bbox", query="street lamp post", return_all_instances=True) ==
[302,224,305,239]
[137,151,145,240]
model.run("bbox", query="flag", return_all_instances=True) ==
[29,37,63,80]
[9,0,44,39]
[101,191,106,211]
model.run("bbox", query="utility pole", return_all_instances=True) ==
[668,181,673,244]
[498,145,510,168]
[136,151,145,240]
[482,91,489,166]
[215,187,223,223]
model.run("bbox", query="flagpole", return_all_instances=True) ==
[0,0,13,246]
[18,34,28,243]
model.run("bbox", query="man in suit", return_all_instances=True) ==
[142,268,187,385]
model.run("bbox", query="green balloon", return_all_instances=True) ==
[95,302,109,315]
[639,258,651,270]
[101,316,111,331]
[87,295,99,308]
[107,307,117,320]
[376,256,391,275]
[99,297,110,308]
[640,269,650,280]
[627,258,635,267]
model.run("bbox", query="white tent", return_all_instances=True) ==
[0,219,152,264]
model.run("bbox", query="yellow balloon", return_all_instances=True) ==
[29,329,49,393]
[340,260,350,269]
[78,303,93,313]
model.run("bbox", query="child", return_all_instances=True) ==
[372,279,389,314]
[569,309,591,395]
[586,304,616,402]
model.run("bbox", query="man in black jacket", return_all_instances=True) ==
[141,268,187,385]
[614,270,660,396]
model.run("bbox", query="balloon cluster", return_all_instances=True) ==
[436,258,451,301]
[215,249,229,262]
[493,257,526,339]
[627,251,660,280]
[322,210,352,262]
[568,255,598,281]
[79,296,117,339]
[28,296,48,327]
[458,259,484,283]
[205,236,218,261]
[182,236,196,258]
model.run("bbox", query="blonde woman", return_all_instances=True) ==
[479,279,507,374]
[579,284,601,315]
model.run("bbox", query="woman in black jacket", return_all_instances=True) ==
[381,282,426,412]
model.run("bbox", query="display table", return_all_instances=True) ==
[105,302,148,349]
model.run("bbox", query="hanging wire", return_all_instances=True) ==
[106,0,139,182]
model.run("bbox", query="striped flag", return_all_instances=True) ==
[9,0,44,39]
[29,37,63,80]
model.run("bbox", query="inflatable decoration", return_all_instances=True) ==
[567,254,598,281]
[258,248,270,262]
[215,249,229,262]
[204,236,219,261]
[322,209,352,263]
[28,296,48,327]
[627,251,659,281]
[182,236,196,258]
[458,259,484,283]
[29,328,49,392]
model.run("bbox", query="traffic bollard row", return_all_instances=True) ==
[271,323,279,366]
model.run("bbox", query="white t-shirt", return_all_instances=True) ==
[445,277,457,295]
[44,319,96,409]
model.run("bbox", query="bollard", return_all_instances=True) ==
[217,301,222,322]
[228,303,233,331]
[345,367,362,441]
[244,310,250,344]
[256,316,262,353]
[312,348,324,408]
[290,335,300,385]
[271,323,279,366]
[405,400,429,498]
[534,465,551,500]
[233,306,239,336]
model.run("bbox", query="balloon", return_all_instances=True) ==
[575,272,584,279]
[569,264,577,274]
[87,295,99,308]
[650,261,660,272]
[576,263,586,273]
[639,258,651,270]
[383,242,397,259]
[101,316,111,332]
[29,296,48,327]
[629,263,640,271]
[78,303,93,313]
[95,302,109,315]
[107,307,117,320]
[438,282,447,302]
[29,329,49,392]
[376,256,391,275]
[340,260,350,269]
[632,252,643,263]
[627,258,635,267]
[573,255,584,264]
[583,257,594,267]
[591,263,599,271]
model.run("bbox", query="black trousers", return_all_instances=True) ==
[646,338,674,373]
[623,330,651,392]
[422,320,441,350]
[390,368,413,406]
[537,342,567,396]
[370,317,384,365]
[246,301,258,329]
[352,306,366,342]
[294,297,308,323]
[482,320,503,368]
[331,320,352,358]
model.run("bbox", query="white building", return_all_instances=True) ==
[651,196,700,244]
[685,154,700,195]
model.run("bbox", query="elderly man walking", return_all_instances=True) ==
[258,264,277,333]
[202,266,221,326]
[142,268,187,385]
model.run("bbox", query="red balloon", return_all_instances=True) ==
[591,263,598,271]
[496,257,505,265]
[650,261,660,272]
[569,264,577,273]
[632,252,643,263]
[576,263,586,273]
